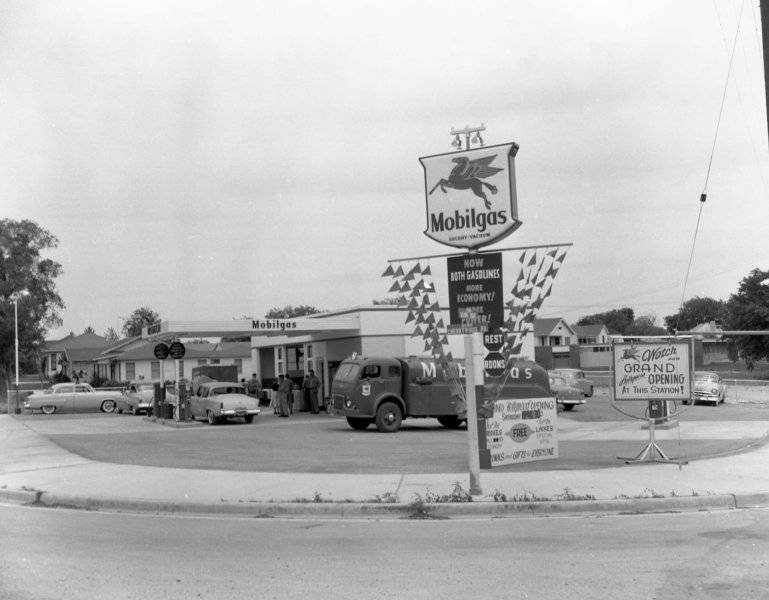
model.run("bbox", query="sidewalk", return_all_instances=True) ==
[1,415,768,518]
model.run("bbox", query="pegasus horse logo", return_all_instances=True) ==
[428,154,503,209]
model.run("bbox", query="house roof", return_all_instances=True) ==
[572,324,607,337]
[533,318,575,337]
[116,341,251,361]
[43,332,112,353]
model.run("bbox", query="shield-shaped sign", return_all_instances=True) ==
[420,142,521,249]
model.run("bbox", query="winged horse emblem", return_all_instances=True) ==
[428,154,504,209]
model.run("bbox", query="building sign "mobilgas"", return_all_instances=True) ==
[612,340,692,402]
[420,142,521,249]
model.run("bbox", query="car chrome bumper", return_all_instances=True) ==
[218,409,261,417]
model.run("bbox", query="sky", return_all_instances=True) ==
[3,0,769,340]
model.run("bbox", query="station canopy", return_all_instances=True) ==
[141,315,361,341]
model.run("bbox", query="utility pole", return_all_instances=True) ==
[761,2,769,146]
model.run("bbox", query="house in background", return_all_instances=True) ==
[573,323,613,369]
[690,321,731,366]
[95,340,254,383]
[532,318,579,369]
[41,332,113,380]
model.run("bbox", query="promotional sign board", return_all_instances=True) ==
[420,143,521,249]
[612,340,692,402]
[168,341,186,360]
[484,397,558,466]
[447,252,503,333]
[153,343,169,360]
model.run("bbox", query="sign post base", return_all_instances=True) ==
[617,418,688,465]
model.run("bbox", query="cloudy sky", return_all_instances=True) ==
[3,0,768,339]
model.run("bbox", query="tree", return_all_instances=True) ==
[726,268,769,365]
[0,219,65,384]
[83,325,95,335]
[663,296,728,334]
[625,313,668,337]
[577,307,635,335]
[121,307,160,337]
[264,305,321,319]
[103,327,120,343]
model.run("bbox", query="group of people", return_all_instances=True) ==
[243,371,322,417]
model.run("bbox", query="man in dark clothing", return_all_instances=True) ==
[304,369,321,414]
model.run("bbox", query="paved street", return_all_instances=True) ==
[1,503,768,600]
[13,394,769,473]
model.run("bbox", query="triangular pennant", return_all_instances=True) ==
[527,252,538,267]
[412,326,423,338]
[394,265,405,277]
[430,302,441,311]
[424,341,433,352]
[415,312,426,324]
[436,319,445,329]
[401,281,411,291]
[405,311,415,323]
[422,265,432,276]
[412,279,425,292]
[388,281,401,293]
[408,298,419,310]
[382,265,395,277]
[426,313,436,325]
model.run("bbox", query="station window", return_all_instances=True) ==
[126,362,135,380]
[197,359,207,366]
[211,359,220,365]
[234,359,242,372]
[151,361,160,379]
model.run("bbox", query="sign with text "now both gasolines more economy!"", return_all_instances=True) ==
[612,341,692,402]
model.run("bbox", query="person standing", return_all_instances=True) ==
[277,374,292,417]
[247,373,261,400]
[304,369,321,414]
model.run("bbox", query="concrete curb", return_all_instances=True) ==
[1,488,766,519]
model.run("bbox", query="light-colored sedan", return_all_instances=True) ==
[548,373,585,411]
[687,371,726,405]
[115,381,158,415]
[25,383,123,415]
[549,368,594,397]
[190,382,261,425]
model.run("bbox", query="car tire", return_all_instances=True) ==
[562,404,574,411]
[346,417,371,430]
[374,401,402,433]
[41,405,56,415]
[100,399,116,413]
[244,415,254,424]
[207,411,218,425]
[437,416,462,429]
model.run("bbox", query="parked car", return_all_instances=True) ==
[548,373,586,411]
[190,381,261,425]
[24,383,123,415]
[549,368,594,397]
[116,380,158,415]
[687,371,726,405]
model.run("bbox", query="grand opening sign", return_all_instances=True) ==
[483,397,558,466]
[612,340,692,402]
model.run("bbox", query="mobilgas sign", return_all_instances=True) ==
[420,142,521,249]
[251,319,298,332]
[447,252,503,332]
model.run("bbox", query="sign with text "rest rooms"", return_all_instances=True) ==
[447,252,503,333]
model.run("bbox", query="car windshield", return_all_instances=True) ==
[550,376,565,386]
[695,373,719,383]
[211,386,245,395]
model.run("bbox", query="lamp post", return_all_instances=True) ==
[10,290,28,414]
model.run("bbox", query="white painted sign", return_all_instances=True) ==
[612,340,692,401]
[485,397,558,466]
[420,142,521,249]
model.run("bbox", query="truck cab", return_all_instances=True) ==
[332,354,550,432]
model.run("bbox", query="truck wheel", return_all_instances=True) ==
[207,411,219,425]
[562,404,574,411]
[437,416,462,429]
[375,401,402,433]
[346,417,371,430]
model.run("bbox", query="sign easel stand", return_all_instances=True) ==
[617,417,688,465]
